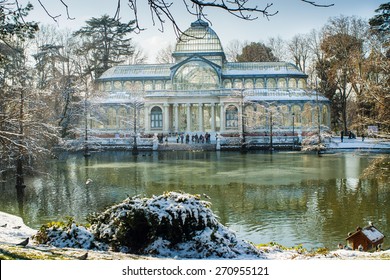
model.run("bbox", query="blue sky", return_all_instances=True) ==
[23,0,384,62]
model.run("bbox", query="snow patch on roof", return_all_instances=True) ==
[362,226,385,243]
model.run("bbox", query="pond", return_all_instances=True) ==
[0,151,389,250]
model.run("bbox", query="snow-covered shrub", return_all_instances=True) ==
[34,192,262,258]
[33,219,106,250]
[88,192,262,258]
[302,131,331,151]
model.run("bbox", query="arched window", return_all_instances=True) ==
[244,105,256,129]
[144,81,153,90]
[124,81,132,90]
[256,104,267,126]
[302,103,312,126]
[107,107,117,128]
[322,105,329,126]
[118,107,128,128]
[223,79,232,89]
[151,106,163,129]
[226,105,238,128]
[114,81,122,90]
[233,79,243,89]
[255,78,265,88]
[278,78,287,88]
[291,105,302,127]
[279,105,289,126]
[134,81,143,90]
[267,78,276,88]
[298,78,306,88]
[155,81,164,90]
[244,79,254,89]
[288,78,297,88]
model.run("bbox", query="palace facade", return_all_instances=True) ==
[92,19,330,140]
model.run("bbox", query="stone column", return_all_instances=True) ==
[238,104,243,135]
[198,103,203,132]
[163,103,170,133]
[210,103,216,131]
[174,103,179,133]
[219,103,224,133]
[186,103,191,132]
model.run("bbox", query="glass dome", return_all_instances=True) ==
[173,19,225,60]
[173,60,220,90]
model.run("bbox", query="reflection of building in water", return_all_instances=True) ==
[345,154,361,191]
[91,19,330,137]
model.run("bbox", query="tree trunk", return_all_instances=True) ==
[15,157,26,188]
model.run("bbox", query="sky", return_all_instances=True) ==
[20,0,385,62]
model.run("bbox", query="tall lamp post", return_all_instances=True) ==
[132,104,139,156]
[269,110,273,151]
[83,95,91,157]
[240,89,247,153]
[292,112,295,149]
[315,80,321,151]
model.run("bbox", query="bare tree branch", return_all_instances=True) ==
[37,0,61,22]
[59,0,75,20]
[301,0,334,8]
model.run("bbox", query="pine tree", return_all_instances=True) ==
[74,15,136,80]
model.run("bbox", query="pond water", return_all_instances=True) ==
[0,151,389,250]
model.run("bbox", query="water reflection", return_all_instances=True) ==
[0,151,388,250]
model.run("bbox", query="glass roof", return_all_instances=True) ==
[99,64,172,80]
[174,19,224,54]
[223,62,304,76]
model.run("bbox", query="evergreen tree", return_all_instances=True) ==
[369,2,390,56]
[73,15,136,79]
[366,3,390,133]
[236,42,278,62]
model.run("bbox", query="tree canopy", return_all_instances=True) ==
[236,42,278,62]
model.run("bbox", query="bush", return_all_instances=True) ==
[35,192,262,259]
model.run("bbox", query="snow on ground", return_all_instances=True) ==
[0,212,37,245]
[327,136,390,150]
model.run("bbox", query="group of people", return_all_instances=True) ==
[340,130,365,142]
[176,132,212,144]
[157,133,213,145]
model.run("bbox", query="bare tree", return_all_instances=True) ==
[155,43,175,64]
[32,25,82,138]
[0,38,58,187]
[126,43,148,64]
[320,15,368,134]
[267,36,288,62]
[224,39,244,62]
[288,34,310,72]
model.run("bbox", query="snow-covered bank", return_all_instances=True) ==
[0,211,37,244]
[326,137,390,151]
